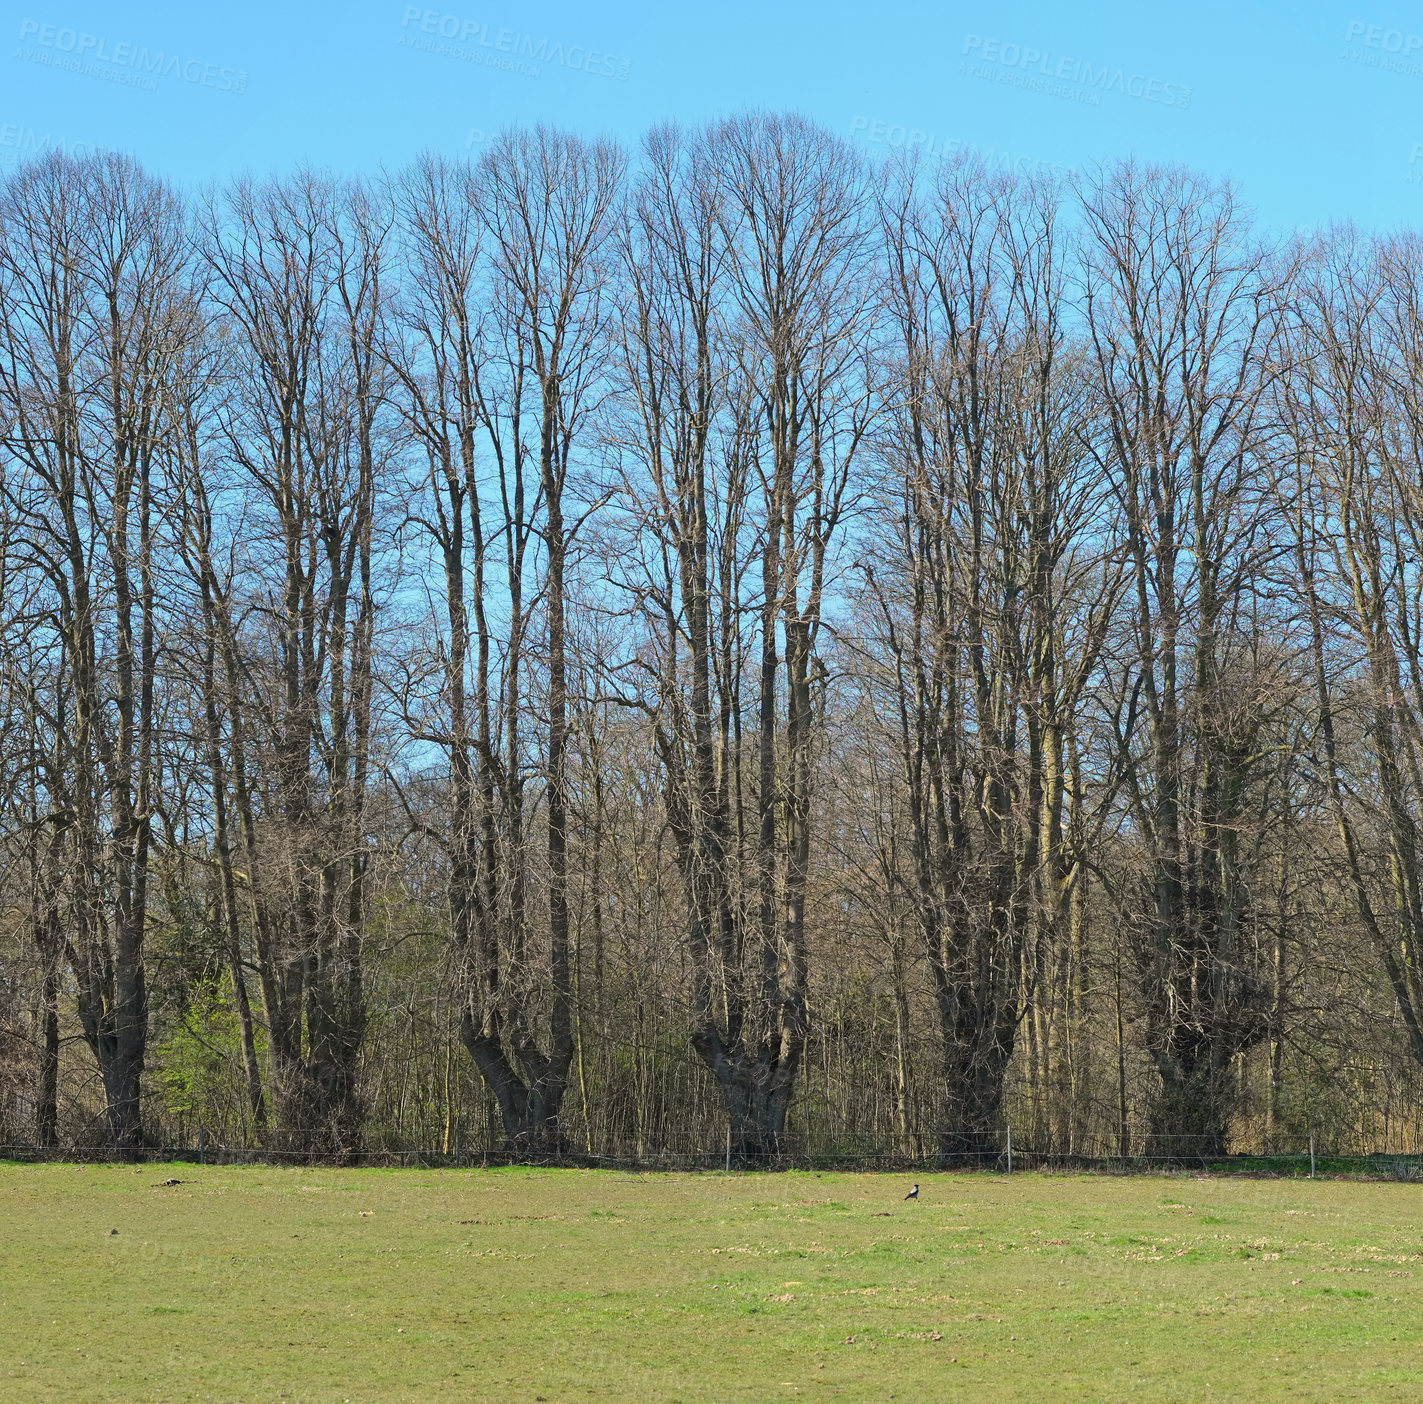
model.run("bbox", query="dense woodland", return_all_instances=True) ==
[3,114,1423,1161]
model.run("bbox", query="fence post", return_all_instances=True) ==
[1006,1124,1013,1174]
[1309,1129,1316,1180]
[198,1127,205,1166]
[725,1121,732,1173]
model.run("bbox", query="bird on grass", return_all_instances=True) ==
[904,1183,919,1201]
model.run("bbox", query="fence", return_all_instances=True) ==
[4,1128,1422,1179]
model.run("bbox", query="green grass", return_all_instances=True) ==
[2,1164,1421,1400]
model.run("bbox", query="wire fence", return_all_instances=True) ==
[4,1131,1422,1179]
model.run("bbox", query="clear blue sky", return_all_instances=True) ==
[3,0,1421,236]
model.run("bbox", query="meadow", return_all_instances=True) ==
[1,1163,1419,1401]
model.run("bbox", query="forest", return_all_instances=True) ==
[3,112,1423,1163]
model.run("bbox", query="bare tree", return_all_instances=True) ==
[166,303,267,1130]
[611,115,874,1155]
[863,156,1119,1156]
[1284,229,1423,1075]
[198,170,391,1153]
[0,152,191,1149]
[2,130,1421,1165]
[389,132,622,1152]
[1078,162,1291,1153]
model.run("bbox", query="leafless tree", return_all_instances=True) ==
[0,152,191,1149]
[862,156,1121,1156]
[610,114,875,1154]
[388,131,622,1152]
[198,170,391,1152]
[1078,162,1295,1153]
[1284,228,1423,1075]
[1,131,1420,1165]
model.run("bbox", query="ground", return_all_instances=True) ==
[0,1163,1419,1401]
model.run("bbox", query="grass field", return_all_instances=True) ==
[2,1163,1421,1401]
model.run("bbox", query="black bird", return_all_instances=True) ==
[904,1183,919,1201]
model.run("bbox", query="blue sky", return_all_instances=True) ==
[3,0,1421,236]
